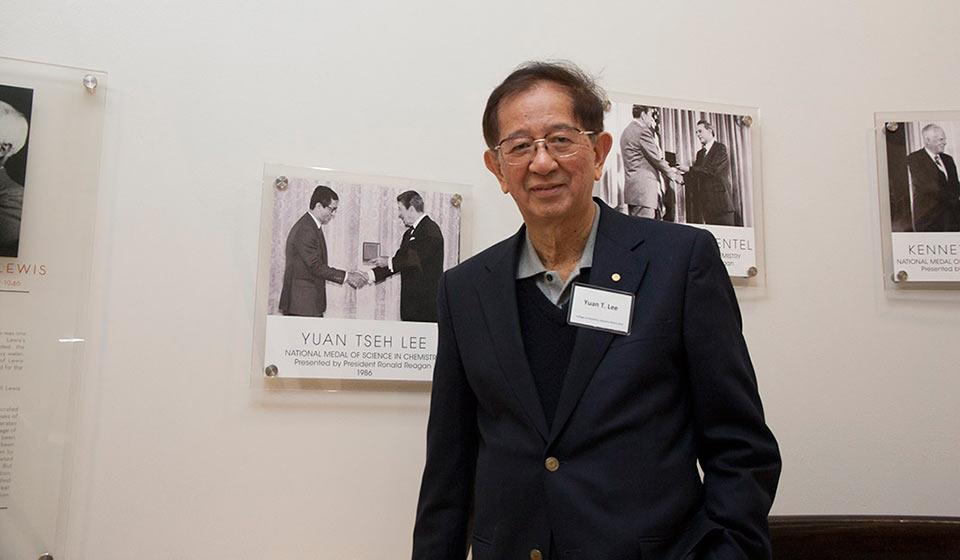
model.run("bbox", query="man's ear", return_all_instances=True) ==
[592,132,614,181]
[483,149,510,194]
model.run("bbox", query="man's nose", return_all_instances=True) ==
[528,142,558,174]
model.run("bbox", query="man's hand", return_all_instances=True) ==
[667,168,682,183]
[346,271,369,289]
[371,256,389,268]
[677,164,690,173]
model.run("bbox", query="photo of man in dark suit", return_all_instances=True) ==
[679,120,736,226]
[368,190,444,322]
[278,185,367,317]
[413,61,780,560]
[907,124,960,232]
[620,104,680,219]
[0,98,30,258]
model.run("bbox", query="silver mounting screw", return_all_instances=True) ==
[82,74,98,93]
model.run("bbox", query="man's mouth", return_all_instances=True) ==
[529,183,564,195]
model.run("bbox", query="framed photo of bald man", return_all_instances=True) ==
[877,112,960,286]
[0,83,33,258]
[597,94,765,283]
[252,164,469,388]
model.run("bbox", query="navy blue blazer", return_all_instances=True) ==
[413,200,780,560]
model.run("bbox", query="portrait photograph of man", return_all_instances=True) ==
[267,176,460,322]
[367,190,445,323]
[885,120,960,233]
[0,84,33,258]
[598,101,755,229]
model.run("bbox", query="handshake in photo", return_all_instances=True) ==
[346,256,391,289]
[346,270,371,289]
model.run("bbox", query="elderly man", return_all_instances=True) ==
[679,120,736,226]
[620,104,680,219]
[907,124,960,232]
[0,101,29,257]
[412,61,780,560]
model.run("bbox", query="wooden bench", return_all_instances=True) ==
[769,516,960,560]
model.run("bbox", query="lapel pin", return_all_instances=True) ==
[611,273,621,282]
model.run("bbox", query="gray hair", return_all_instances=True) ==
[0,102,29,159]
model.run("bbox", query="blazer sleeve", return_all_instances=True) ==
[638,126,675,176]
[682,229,781,560]
[293,226,346,284]
[412,273,478,559]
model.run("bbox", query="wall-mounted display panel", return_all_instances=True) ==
[599,94,765,287]
[876,111,960,291]
[252,164,468,391]
[0,56,107,560]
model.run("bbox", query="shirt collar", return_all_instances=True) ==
[308,211,323,229]
[517,202,601,280]
[410,213,427,230]
[925,147,944,163]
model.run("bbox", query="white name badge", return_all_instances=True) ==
[567,283,635,335]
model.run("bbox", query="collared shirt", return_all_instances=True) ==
[925,148,948,176]
[409,213,426,231]
[387,213,427,271]
[308,210,323,229]
[703,139,715,156]
[516,203,601,306]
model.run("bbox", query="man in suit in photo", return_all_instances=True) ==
[679,120,737,226]
[0,101,29,257]
[906,124,960,232]
[368,190,444,322]
[278,185,367,317]
[620,104,681,220]
[412,61,780,560]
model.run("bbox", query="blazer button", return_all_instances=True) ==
[530,548,543,560]
[544,457,560,472]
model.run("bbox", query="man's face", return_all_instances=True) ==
[644,108,660,128]
[695,124,713,145]
[397,202,417,227]
[316,199,339,224]
[0,108,29,166]
[483,81,612,225]
[924,128,947,154]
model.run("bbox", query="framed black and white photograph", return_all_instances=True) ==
[0,83,33,258]
[597,95,764,280]
[252,165,466,387]
[878,112,960,286]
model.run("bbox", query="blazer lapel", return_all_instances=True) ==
[476,228,550,441]
[548,202,650,444]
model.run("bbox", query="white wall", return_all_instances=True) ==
[4,1,960,558]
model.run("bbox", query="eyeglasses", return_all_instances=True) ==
[494,129,596,166]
